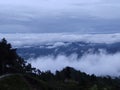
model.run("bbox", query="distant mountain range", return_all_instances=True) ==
[17,41,120,60]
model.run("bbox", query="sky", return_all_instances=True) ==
[0,0,120,33]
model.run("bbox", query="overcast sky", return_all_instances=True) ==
[0,0,120,33]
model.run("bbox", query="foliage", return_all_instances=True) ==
[0,74,51,90]
[0,38,34,75]
[0,75,30,90]
[36,67,120,90]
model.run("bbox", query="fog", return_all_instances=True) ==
[29,52,120,77]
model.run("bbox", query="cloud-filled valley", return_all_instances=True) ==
[1,33,120,76]
[29,52,120,77]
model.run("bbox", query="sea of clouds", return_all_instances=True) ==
[1,33,120,76]
[28,52,120,77]
[1,33,120,47]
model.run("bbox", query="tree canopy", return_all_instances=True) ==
[0,38,33,75]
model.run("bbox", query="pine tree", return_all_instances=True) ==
[0,38,32,75]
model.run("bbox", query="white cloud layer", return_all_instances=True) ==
[1,33,120,47]
[29,52,120,77]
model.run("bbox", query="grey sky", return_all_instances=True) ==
[0,0,120,33]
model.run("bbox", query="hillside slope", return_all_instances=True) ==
[0,74,50,90]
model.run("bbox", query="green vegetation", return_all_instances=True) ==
[0,74,51,90]
[0,74,30,90]
[0,38,35,75]
[34,67,120,90]
[0,38,120,90]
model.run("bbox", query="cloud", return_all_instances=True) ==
[0,0,120,19]
[46,42,68,49]
[28,52,120,77]
[1,33,120,47]
[0,0,120,33]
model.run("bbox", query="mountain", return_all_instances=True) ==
[17,41,120,59]
[1,67,120,90]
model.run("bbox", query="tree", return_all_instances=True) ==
[90,84,98,90]
[0,38,32,74]
[0,38,12,74]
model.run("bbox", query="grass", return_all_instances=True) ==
[0,75,30,90]
[0,74,51,90]
[0,74,88,90]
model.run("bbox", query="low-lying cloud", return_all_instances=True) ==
[29,52,120,77]
[1,33,120,47]
[1,33,120,77]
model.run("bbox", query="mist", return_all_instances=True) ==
[1,33,120,47]
[29,52,120,77]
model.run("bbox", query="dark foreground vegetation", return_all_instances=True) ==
[0,38,120,90]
